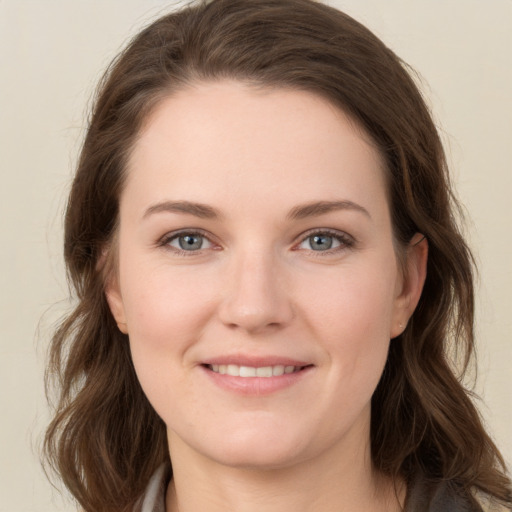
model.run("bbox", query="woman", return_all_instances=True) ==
[44,0,511,511]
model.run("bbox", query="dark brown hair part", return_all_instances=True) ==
[44,1,511,510]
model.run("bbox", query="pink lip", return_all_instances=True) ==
[198,355,314,396]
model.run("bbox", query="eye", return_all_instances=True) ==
[296,230,354,252]
[301,233,339,251]
[165,232,213,252]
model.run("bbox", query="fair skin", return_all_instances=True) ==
[107,81,427,512]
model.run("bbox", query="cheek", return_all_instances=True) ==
[299,259,398,389]
[118,258,221,408]
[120,261,220,418]
[302,260,398,340]
[121,260,218,346]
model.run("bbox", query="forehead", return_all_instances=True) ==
[124,81,388,219]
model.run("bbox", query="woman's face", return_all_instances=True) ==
[107,81,426,471]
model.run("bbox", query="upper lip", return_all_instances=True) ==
[201,355,312,368]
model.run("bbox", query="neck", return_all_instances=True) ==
[165,432,404,512]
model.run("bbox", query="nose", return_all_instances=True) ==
[217,250,294,334]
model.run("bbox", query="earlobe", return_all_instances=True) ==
[105,278,128,335]
[391,233,428,338]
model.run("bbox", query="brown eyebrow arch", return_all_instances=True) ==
[287,200,371,220]
[143,200,221,220]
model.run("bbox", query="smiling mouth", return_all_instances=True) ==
[205,364,309,377]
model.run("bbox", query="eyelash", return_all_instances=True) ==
[158,228,355,256]
[158,228,217,256]
[293,228,355,255]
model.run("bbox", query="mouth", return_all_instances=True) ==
[200,360,313,395]
[204,364,309,378]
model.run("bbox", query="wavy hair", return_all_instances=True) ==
[44,0,511,510]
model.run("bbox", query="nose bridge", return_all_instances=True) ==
[219,243,293,332]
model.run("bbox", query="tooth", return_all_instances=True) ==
[212,364,302,377]
[256,366,272,377]
[227,364,240,377]
[272,365,284,376]
[240,366,257,377]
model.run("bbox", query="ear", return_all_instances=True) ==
[390,233,428,338]
[105,275,129,335]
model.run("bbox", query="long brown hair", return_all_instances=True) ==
[44,0,511,510]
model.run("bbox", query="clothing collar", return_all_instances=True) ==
[136,464,486,512]
[137,463,169,512]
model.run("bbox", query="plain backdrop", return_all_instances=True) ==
[0,1,510,510]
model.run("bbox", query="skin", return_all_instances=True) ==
[106,81,427,512]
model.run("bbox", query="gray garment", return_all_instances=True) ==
[137,464,168,512]
[137,464,485,512]
[404,473,483,512]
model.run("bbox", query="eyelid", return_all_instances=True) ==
[292,228,356,253]
[158,228,220,253]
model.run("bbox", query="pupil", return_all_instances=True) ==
[179,235,202,250]
[311,234,332,250]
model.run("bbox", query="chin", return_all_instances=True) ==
[206,440,307,471]
[172,418,313,471]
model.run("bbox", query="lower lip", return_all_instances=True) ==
[200,365,313,395]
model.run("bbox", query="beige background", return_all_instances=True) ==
[1,1,510,510]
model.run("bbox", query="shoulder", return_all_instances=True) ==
[473,492,512,512]
[405,473,510,512]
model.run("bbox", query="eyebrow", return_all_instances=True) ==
[143,200,221,220]
[142,199,370,221]
[286,200,371,220]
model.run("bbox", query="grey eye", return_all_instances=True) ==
[169,233,212,251]
[299,233,341,251]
